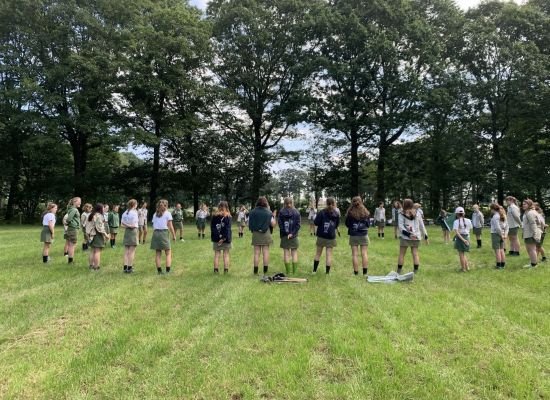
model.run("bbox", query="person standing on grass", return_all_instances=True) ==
[392,201,402,239]
[102,204,110,238]
[65,197,81,265]
[313,197,340,275]
[172,203,185,242]
[249,196,276,275]
[374,202,386,239]
[345,196,370,276]
[151,199,177,275]
[121,199,139,274]
[62,211,69,257]
[108,204,120,248]
[506,196,522,256]
[521,199,542,269]
[40,203,57,264]
[471,204,485,248]
[237,205,248,238]
[534,203,547,263]
[490,203,508,270]
[86,203,110,271]
[436,209,451,244]
[138,202,148,244]
[196,203,209,239]
[211,201,232,274]
[307,201,317,236]
[80,203,92,252]
[278,197,301,275]
[397,199,428,274]
[453,207,473,272]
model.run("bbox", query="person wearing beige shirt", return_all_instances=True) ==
[521,199,542,269]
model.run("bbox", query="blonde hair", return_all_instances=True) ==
[82,203,92,212]
[490,203,506,222]
[156,199,168,217]
[216,201,231,217]
[127,199,138,209]
[472,204,479,211]
[522,199,535,210]
[68,197,81,207]
[346,196,369,220]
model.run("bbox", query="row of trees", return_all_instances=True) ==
[1,0,549,221]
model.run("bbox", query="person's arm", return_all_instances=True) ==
[48,218,55,238]
[271,211,277,227]
[398,213,409,237]
[314,212,321,227]
[453,221,466,244]
[527,212,541,241]
[168,220,176,240]
[293,212,301,237]
[419,215,428,242]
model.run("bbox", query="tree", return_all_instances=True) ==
[460,1,549,203]
[207,0,321,199]
[119,0,211,210]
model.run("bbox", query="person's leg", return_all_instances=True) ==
[138,228,143,244]
[124,246,130,272]
[313,246,323,272]
[93,248,101,269]
[223,249,230,272]
[155,250,162,273]
[253,246,261,274]
[325,247,333,274]
[397,246,407,273]
[361,245,369,275]
[526,243,538,266]
[351,245,359,274]
[458,252,465,270]
[143,226,148,243]
[67,238,76,263]
[380,226,385,239]
[64,240,69,256]
[128,246,137,272]
[88,247,94,268]
[284,248,291,274]
[214,250,220,272]
[42,243,50,263]
[411,246,420,272]
[291,249,298,274]
[165,249,172,272]
[394,225,398,239]
[262,245,269,274]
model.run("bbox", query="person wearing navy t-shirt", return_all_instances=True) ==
[313,197,340,274]
[278,197,301,274]
[211,201,232,274]
[345,196,371,276]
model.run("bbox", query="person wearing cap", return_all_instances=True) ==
[505,196,522,256]
[453,207,473,272]
[471,204,484,248]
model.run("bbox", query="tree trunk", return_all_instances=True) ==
[375,141,387,202]
[191,164,199,215]
[350,128,359,197]
[69,132,88,197]
[5,172,20,220]
[251,127,263,200]
[150,135,160,215]
[492,134,504,204]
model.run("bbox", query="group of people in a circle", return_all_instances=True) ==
[40,195,546,275]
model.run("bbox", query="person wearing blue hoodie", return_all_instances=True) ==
[211,201,232,274]
[345,196,370,276]
[313,197,340,274]
[278,197,301,274]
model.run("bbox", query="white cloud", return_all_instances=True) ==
[189,0,208,10]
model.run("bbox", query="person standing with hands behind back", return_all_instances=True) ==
[249,197,276,275]
[453,207,473,272]
[490,203,508,269]
[211,201,232,274]
[397,199,428,274]
[374,202,386,239]
[40,203,57,264]
[278,197,301,275]
[121,199,139,274]
[313,197,340,275]
[506,196,522,256]
[151,199,177,275]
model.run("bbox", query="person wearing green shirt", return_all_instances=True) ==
[173,203,185,242]
[108,205,120,248]
[65,197,81,264]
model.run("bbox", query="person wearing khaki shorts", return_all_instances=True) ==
[453,207,473,272]
[40,203,58,264]
[397,199,428,274]
[65,197,81,265]
[345,196,370,276]
[313,197,340,274]
[522,199,542,269]
[121,199,139,274]
[278,197,301,275]
[138,202,148,244]
[505,196,522,256]
[211,201,232,273]
[249,197,275,275]
[151,199,177,275]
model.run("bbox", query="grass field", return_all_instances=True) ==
[0,224,548,399]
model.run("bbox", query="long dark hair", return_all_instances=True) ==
[88,203,104,222]
[346,196,369,220]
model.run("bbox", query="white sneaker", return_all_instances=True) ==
[180,239,185,242]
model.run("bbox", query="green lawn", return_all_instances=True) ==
[0,224,548,399]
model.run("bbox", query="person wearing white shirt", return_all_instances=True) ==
[374,202,386,238]
[397,199,428,274]
[121,199,139,274]
[505,196,522,256]
[40,203,58,263]
[237,206,248,238]
[534,202,547,263]
[453,207,473,272]
[151,199,176,275]
[471,204,485,248]
[490,203,509,269]
[307,202,317,236]
[195,204,210,239]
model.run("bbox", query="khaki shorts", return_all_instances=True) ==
[280,236,299,249]
[349,235,369,247]
[316,237,337,248]
[508,227,519,237]
[66,228,78,244]
[491,233,504,250]
[400,238,420,248]
[151,230,171,250]
[251,231,273,246]
[213,242,232,251]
